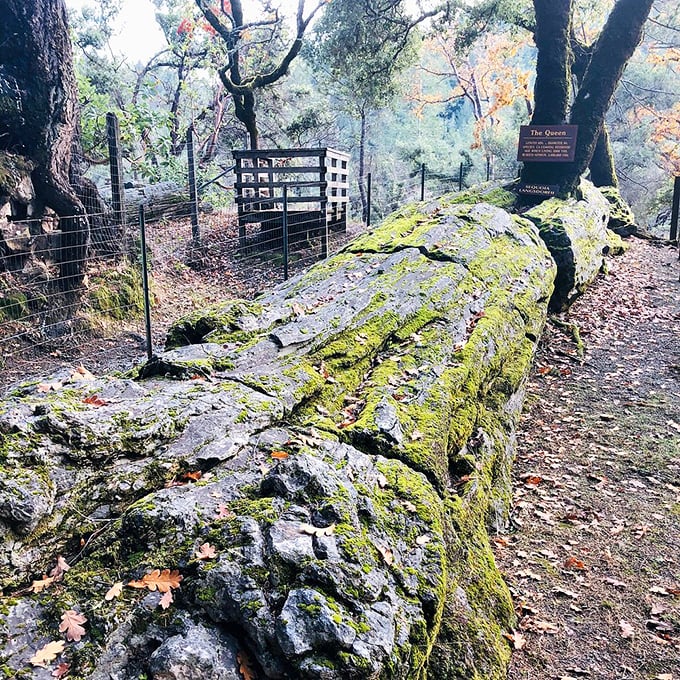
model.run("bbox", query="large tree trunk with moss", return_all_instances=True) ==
[520,0,573,188]
[588,125,619,188]
[522,0,653,197]
[0,0,92,289]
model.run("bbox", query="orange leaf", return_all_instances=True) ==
[59,610,87,642]
[49,556,71,579]
[503,630,527,650]
[127,569,183,593]
[182,470,202,482]
[83,394,107,406]
[104,582,124,601]
[564,556,586,571]
[29,640,66,668]
[270,451,289,460]
[237,649,256,680]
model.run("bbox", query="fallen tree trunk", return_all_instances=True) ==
[0,197,563,678]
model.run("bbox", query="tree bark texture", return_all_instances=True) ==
[0,0,90,288]
[562,0,654,194]
[520,0,573,188]
[588,125,619,188]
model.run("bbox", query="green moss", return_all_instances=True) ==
[88,262,145,321]
[0,292,28,321]
[165,300,265,349]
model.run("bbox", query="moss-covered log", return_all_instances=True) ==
[0,199,559,678]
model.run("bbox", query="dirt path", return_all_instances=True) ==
[495,239,680,679]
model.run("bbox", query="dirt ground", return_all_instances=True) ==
[495,238,680,680]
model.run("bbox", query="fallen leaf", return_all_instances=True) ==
[552,587,579,599]
[619,619,635,639]
[403,500,417,513]
[650,586,671,596]
[182,470,202,482]
[83,394,107,407]
[410,429,425,441]
[215,504,234,520]
[127,569,183,593]
[523,475,543,486]
[158,590,173,610]
[270,450,289,460]
[376,474,389,489]
[104,582,124,601]
[503,630,526,650]
[655,674,673,680]
[237,649,256,680]
[38,381,62,393]
[195,543,217,560]
[299,523,335,537]
[415,534,431,546]
[59,610,87,642]
[30,576,55,593]
[291,301,306,317]
[52,662,71,678]
[29,640,66,668]
[376,544,394,565]
[49,556,71,580]
[604,577,627,589]
[564,556,586,571]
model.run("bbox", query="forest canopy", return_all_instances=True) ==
[33,0,680,227]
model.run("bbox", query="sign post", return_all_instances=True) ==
[517,125,578,196]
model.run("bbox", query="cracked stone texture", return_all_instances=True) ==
[0,194,606,679]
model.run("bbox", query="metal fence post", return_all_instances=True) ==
[486,156,491,182]
[106,112,126,241]
[670,176,680,242]
[420,163,426,201]
[282,185,289,281]
[187,125,201,248]
[459,162,464,191]
[367,173,372,227]
[139,205,153,362]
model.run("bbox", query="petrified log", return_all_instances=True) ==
[0,200,556,678]
[524,180,610,311]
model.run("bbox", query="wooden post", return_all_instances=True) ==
[106,112,126,235]
[187,125,201,247]
[459,162,464,191]
[420,163,426,201]
[320,149,328,258]
[670,176,680,242]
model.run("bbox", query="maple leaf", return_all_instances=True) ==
[215,504,234,520]
[59,610,87,642]
[70,366,95,382]
[159,591,173,610]
[376,544,394,565]
[29,640,66,668]
[104,582,124,601]
[195,543,217,560]
[128,569,183,593]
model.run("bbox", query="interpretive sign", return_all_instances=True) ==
[517,183,559,197]
[517,125,578,163]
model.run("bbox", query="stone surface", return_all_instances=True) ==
[0,197,568,679]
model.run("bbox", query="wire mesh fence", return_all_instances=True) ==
[0,152,486,390]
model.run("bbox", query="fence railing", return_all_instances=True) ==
[0,114,503,389]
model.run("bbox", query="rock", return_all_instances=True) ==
[525,180,611,310]
[597,185,638,236]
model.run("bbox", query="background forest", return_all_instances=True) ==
[69,0,680,230]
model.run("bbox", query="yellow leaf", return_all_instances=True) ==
[104,582,124,601]
[299,523,335,537]
[29,640,66,668]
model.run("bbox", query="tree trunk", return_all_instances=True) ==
[358,107,368,224]
[588,125,619,187]
[0,0,91,290]
[561,0,654,194]
[520,0,573,189]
